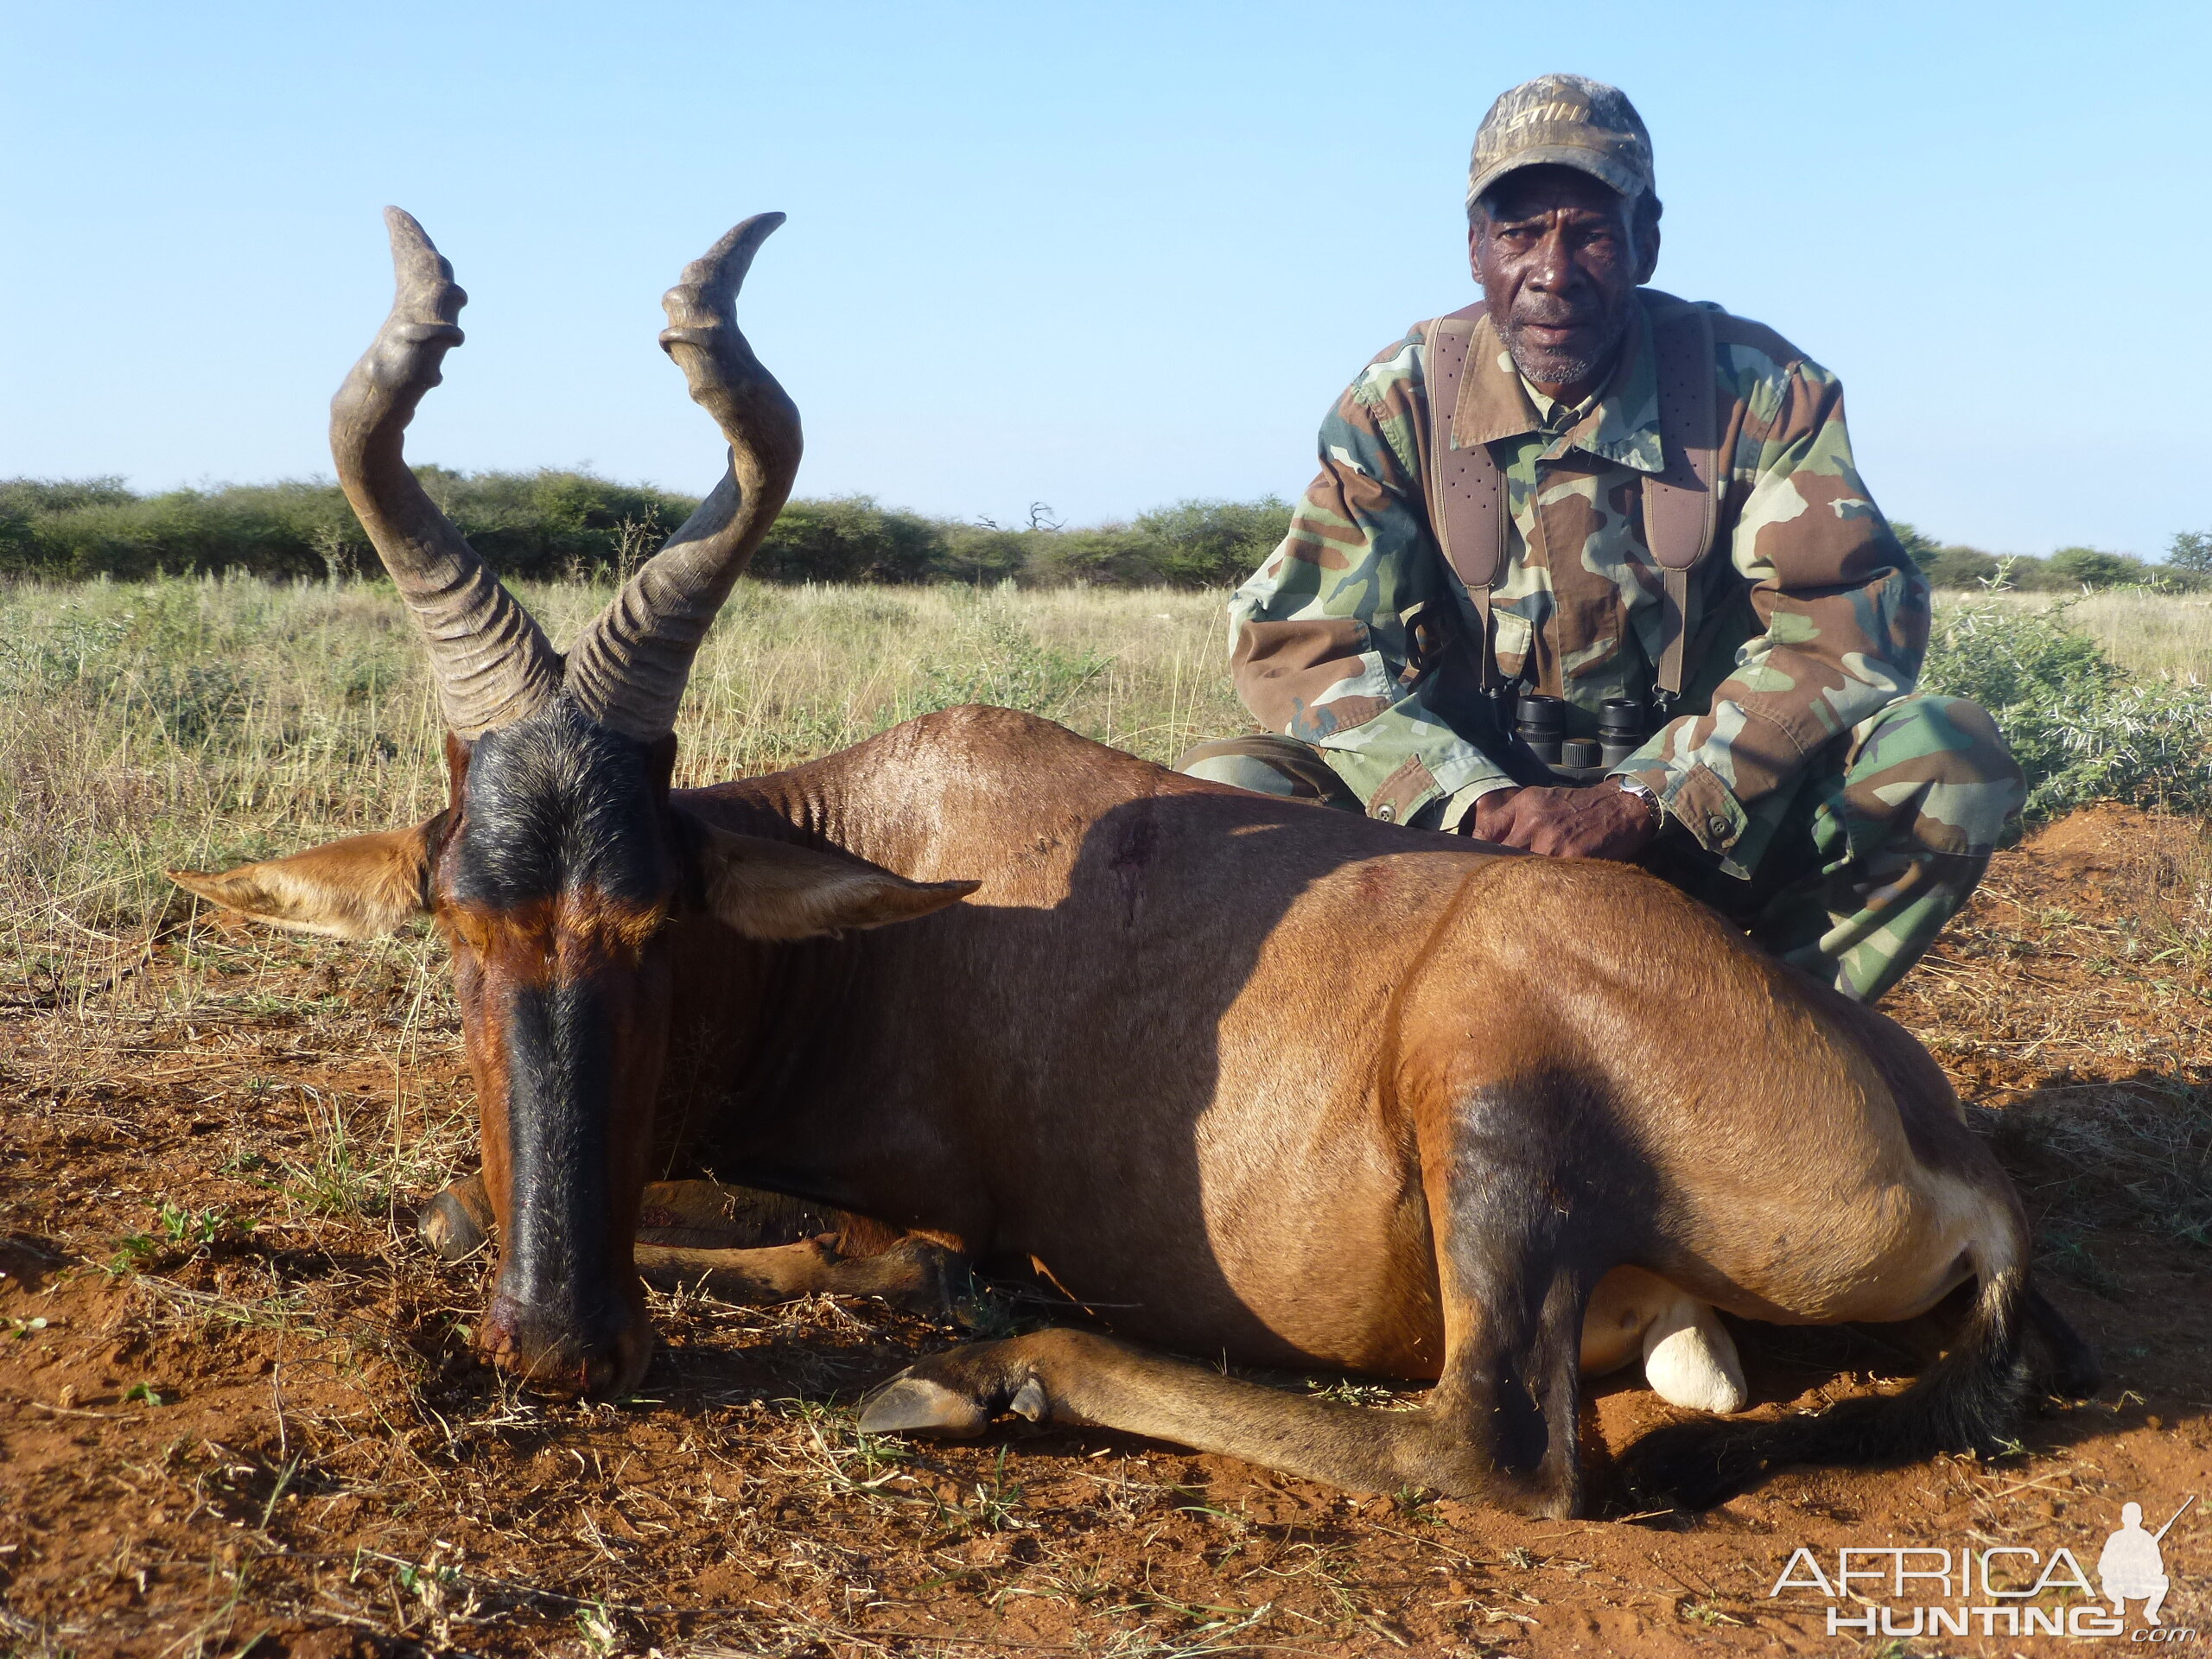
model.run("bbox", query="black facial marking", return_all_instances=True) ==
[502,977,616,1309]
[451,697,671,906]
[446,697,674,1329]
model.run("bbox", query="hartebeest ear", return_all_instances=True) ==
[168,820,439,940]
[690,821,978,941]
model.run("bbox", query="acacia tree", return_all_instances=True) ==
[2168,529,2212,575]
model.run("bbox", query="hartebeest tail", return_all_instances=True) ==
[1619,1250,2100,1511]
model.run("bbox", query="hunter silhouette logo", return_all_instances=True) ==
[1770,1492,2197,1640]
[2101,1497,2193,1626]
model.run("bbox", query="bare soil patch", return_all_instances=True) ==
[3,806,2207,1657]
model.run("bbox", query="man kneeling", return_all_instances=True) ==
[1183,74,2019,1002]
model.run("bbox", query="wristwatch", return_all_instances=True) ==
[1612,776,1666,830]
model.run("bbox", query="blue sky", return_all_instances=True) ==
[4,1,2206,557]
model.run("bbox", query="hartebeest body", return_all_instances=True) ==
[173,213,2094,1517]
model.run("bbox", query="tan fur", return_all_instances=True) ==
[695,823,977,940]
[437,892,670,975]
[168,823,435,939]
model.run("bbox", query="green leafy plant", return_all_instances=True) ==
[1923,598,2212,819]
[156,1198,244,1249]
[106,1233,158,1275]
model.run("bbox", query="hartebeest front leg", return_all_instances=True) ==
[418,1174,963,1315]
[861,1261,1589,1516]
[637,1236,960,1316]
[421,1173,828,1260]
[864,1081,1622,1517]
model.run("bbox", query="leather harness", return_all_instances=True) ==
[1422,295,1721,702]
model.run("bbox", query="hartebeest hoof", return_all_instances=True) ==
[860,1375,995,1438]
[1642,1300,1748,1415]
[418,1192,484,1260]
[861,1338,1058,1438]
[418,1179,496,1262]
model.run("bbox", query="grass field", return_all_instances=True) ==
[7,574,2209,988]
[0,577,1241,1006]
[1968,587,2212,684]
[3,575,2209,1656]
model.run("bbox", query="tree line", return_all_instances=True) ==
[1891,523,2212,593]
[0,472,1289,590]
[3,470,2203,593]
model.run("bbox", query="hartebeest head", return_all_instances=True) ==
[171,213,974,1396]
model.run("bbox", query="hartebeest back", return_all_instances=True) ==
[171,213,2094,1516]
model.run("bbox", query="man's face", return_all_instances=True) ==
[1468,165,1657,398]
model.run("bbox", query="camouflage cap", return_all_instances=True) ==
[1467,74,1654,207]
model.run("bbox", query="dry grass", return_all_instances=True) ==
[10,576,2202,987]
[0,575,1242,1014]
[1935,586,2212,684]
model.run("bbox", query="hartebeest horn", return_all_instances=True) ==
[329,208,563,739]
[562,214,803,741]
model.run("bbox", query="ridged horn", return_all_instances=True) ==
[562,214,803,741]
[329,208,563,740]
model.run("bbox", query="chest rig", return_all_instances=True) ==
[1422,294,1723,704]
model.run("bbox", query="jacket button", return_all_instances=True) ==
[1376,804,1395,822]
[1706,814,1730,838]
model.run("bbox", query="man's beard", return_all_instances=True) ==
[1497,304,1632,393]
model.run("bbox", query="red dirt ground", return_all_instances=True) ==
[3,805,2207,1657]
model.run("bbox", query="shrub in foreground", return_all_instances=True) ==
[1922,600,2212,819]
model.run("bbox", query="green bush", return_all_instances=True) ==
[944,496,1289,588]
[2044,546,2149,589]
[748,494,947,584]
[3,480,356,581]
[0,470,701,582]
[1923,600,2212,818]
[1128,497,1290,588]
[2160,531,2212,592]
[1889,521,2007,590]
[0,476,137,517]
[1917,544,2005,589]
[412,467,701,582]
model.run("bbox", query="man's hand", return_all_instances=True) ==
[1468,781,1658,861]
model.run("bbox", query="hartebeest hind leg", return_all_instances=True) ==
[864,1082,1613,1517]
[418,1174,962,1315]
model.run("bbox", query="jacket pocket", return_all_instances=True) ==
[1232,617,1393,742]
[1492,610,1534,681]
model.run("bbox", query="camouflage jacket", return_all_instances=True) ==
[1228,289,1930,876]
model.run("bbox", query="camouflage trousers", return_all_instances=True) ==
[1177,693,2024,1003]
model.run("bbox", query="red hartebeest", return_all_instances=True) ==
[171,212,2094,1517]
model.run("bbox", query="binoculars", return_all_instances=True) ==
[1510,693,1649,784]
